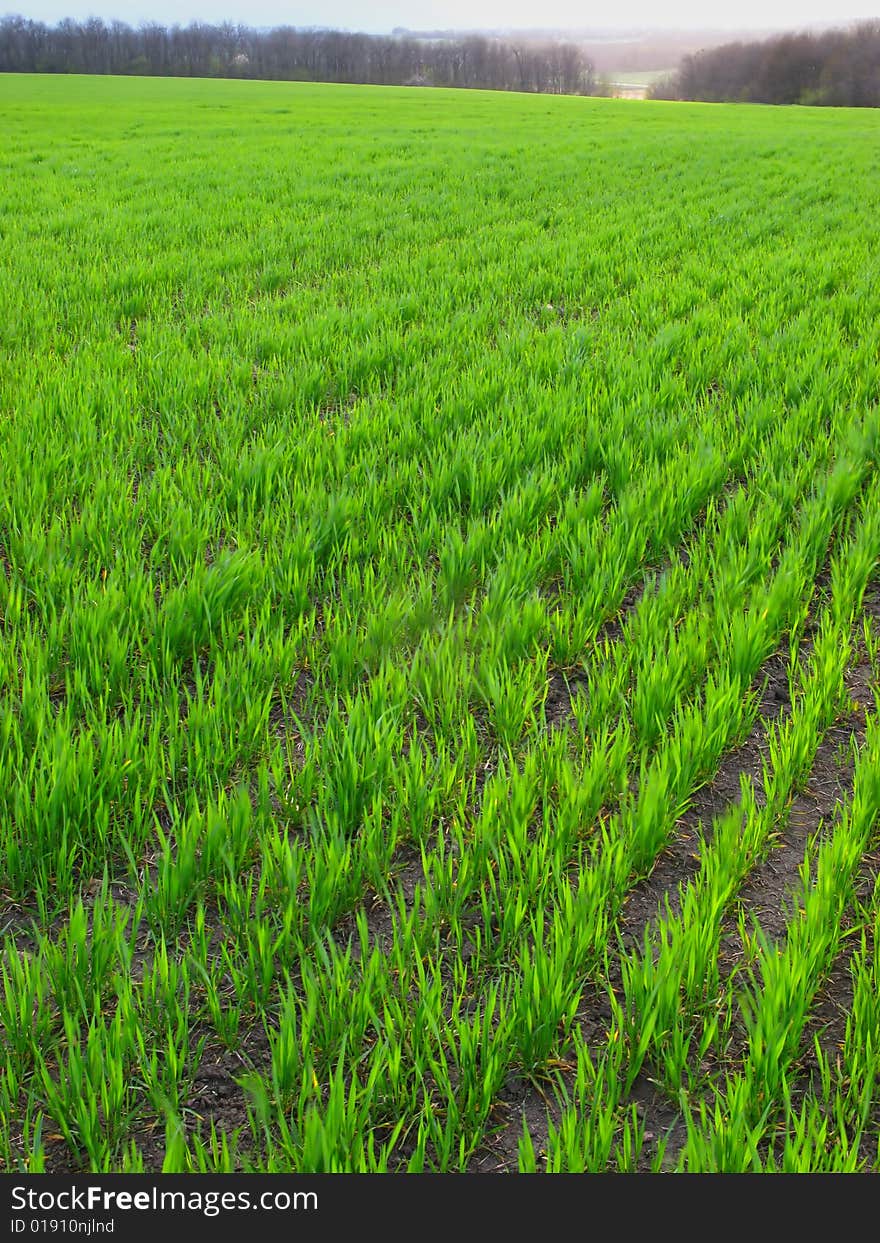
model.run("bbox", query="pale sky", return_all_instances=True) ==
[7,0,880,33]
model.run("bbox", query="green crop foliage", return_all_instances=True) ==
[3,73,880,1173]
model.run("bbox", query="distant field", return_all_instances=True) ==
[3,75,880,1174]
[606,68,673,86]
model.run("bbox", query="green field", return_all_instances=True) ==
[3,74,880,1174]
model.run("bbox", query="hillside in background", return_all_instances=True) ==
[393,25,793,72]
[0,16,823,95]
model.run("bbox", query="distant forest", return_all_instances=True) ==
[651,23,880,106]
[0,16,604,95]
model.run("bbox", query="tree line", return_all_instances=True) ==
[0,16,603,95]
[650,22,880,107]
